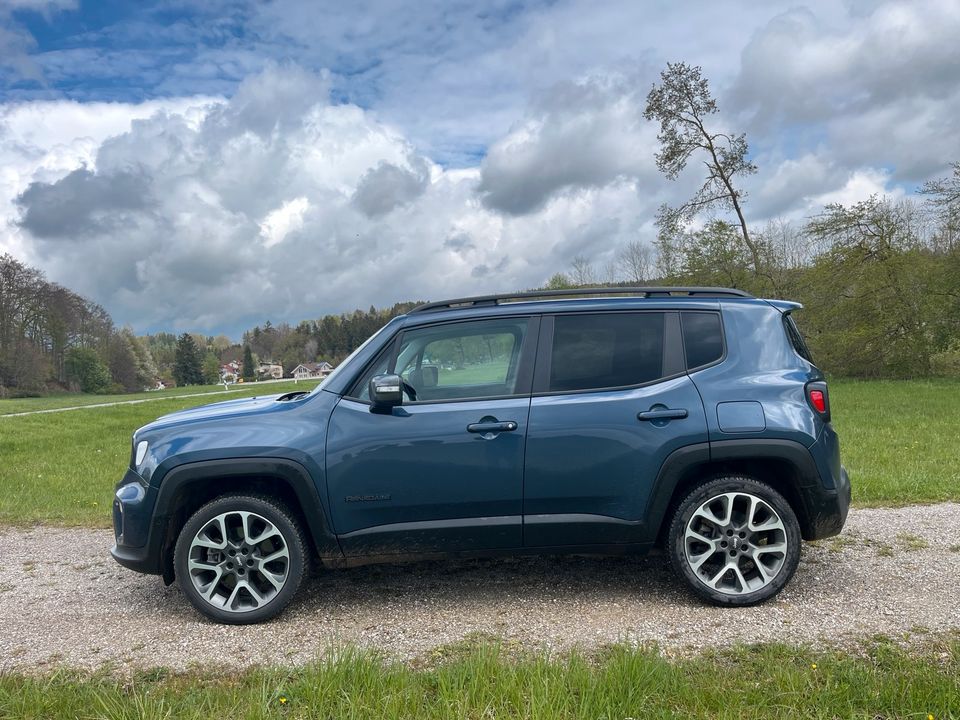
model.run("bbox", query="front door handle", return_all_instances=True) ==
[637,408,688,421]
[467,420,518,434]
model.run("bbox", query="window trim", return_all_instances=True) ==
[531,310,685,397]
[345,316,540,405]
[344,331,403,400]
[783,312,814,364]
[679,310,728,373]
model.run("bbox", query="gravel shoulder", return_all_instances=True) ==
[1,504,959,672]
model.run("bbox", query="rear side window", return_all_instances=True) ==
[784,314,814,363]
[681,312,723,369]
[548,312,665,392]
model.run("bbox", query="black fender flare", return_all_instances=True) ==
[151,457,341,576]
[644,439,824,542]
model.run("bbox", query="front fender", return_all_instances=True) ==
[113,456,341,581]
[153,456,339,560]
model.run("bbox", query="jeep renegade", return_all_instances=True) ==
[111,287,850,624]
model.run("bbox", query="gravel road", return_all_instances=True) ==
[2,503,959,672]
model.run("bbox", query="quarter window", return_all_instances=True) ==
[784,314,814,363]
[681,312,723,369]
[547,313,666,392]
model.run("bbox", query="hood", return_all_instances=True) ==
[140,393,285,432]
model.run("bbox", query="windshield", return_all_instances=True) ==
[307,321,395,396]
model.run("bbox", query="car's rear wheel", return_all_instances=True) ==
[174,494,308,624]
[668,476,801,606]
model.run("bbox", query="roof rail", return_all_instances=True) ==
[409,286,752,314]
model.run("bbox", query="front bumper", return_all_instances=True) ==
[110,541,163,575]
[110,467,164,575]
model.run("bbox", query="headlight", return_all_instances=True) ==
[135,440,149,467]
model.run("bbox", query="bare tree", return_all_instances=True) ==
[570,255,596,286]
[920,161,960,250]
[644,62,761,273]
[759,218,810,270]
[617,240,654,283]
[600,259,620,284]
[921,161,960,207]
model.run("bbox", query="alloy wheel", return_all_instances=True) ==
[683,491,788,595]
[186,510,290,613]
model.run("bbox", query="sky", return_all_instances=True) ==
[1,0,959,337]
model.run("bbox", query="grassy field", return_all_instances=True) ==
[829,379,960,505]
[0,378,957,527]
[0,640,956,719]
[0,379,322,526]
[0,378,319,415]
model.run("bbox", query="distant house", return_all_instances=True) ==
[219,361,241,383]
[257,362,284,380]
[291,361,334,380]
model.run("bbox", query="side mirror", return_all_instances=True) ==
[369,374,403,411]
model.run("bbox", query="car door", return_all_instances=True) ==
[326,315,538,556]
[523,310,709,547]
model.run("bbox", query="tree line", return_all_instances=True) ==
[0,255,423,397]
[546,192,959,378]
[0,253,157,397]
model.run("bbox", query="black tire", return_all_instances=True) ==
[173,494,308,624]
[667,476,801,606]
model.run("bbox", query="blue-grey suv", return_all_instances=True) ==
[111,287,850,623]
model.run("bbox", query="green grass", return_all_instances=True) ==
[436,358,511,385]
[0,379,957,527]
[0,380,322,527]
[0,379,318,415]
[0,640,957,719]
[830,379,960,506]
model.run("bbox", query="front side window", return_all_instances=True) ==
[385,318,530,402]
[547,312,666,392]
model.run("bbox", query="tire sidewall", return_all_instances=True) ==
[669,476,802,606]
[174,495,306,624]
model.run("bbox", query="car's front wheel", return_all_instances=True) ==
[668,476,801,606]
[173,494,308,624]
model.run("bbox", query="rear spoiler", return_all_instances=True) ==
[763,299,802,314]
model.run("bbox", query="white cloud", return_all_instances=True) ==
[731,0,960,182]
[478,72,659,215]
[813,168,903,208]
[3,1,960,335]
[0,96,218,260]
[5,65,663,334]
[260,197,309,248]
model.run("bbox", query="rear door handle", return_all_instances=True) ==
[637,408,688,421]
[467,420,518,433]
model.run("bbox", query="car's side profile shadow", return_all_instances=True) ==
[141,548,825,623]
[131,552,679,620]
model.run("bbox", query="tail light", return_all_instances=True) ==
[805,381,830,422]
